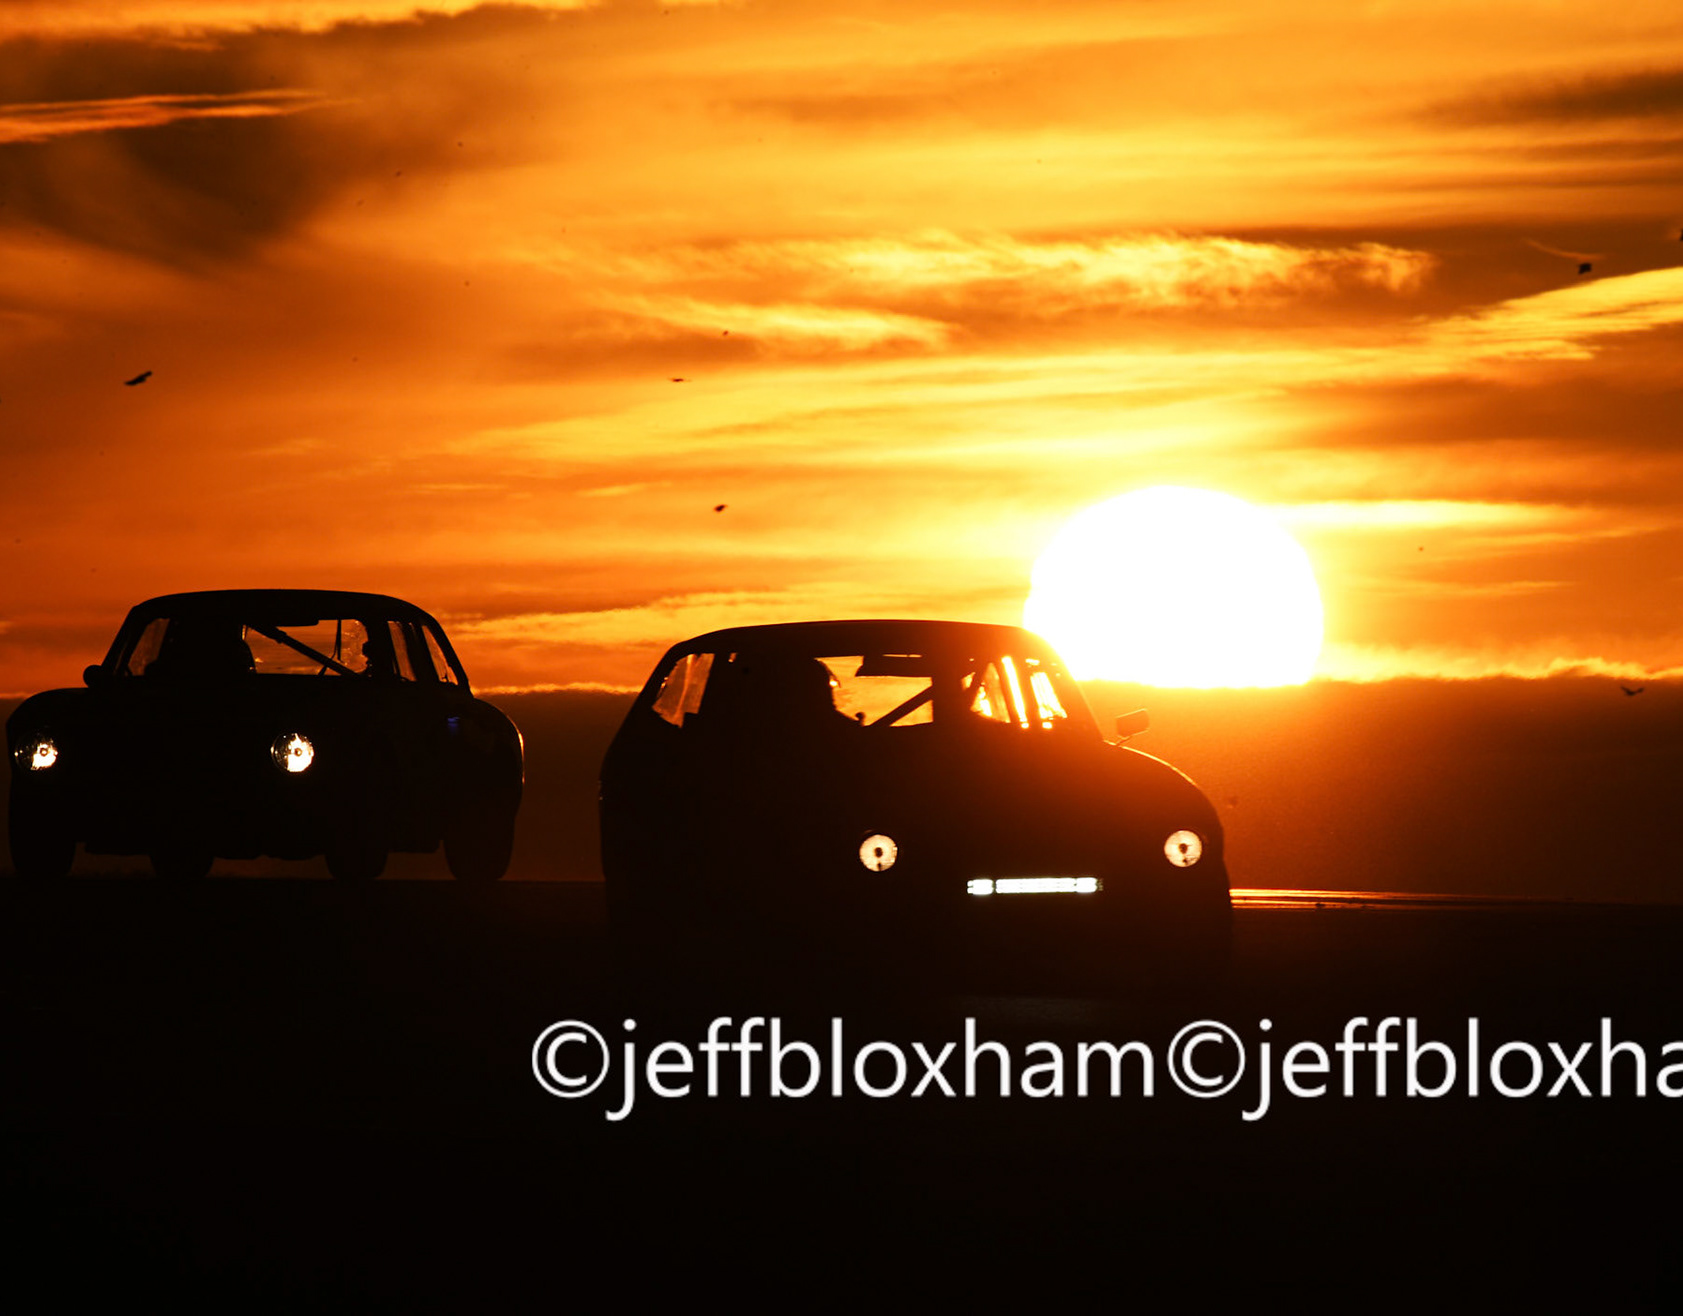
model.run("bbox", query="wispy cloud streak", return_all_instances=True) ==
[595,231,1436,316]
[0,89,336,143]
[530,231,1436,355]
[1427,267,1683,362]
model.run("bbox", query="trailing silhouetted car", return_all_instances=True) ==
[600,620,1230,969]
[7,590,523,882]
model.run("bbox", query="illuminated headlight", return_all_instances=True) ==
[859,833,898,872]
[14,734,58,771]
[1164,829,1204,867]
[271,732,315,774]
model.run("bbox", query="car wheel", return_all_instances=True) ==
[324,796,387,883]
[1168,909,1233,982]
[1131,907,1233,996]
[600,811,687,978]
[603,864,658,954]
[149,848,213,881]
[9,804,75,879]
[443,796,515,884]
[326,836,387,883]
[600,806,672,925]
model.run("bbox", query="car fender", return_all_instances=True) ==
[7,688,94,784]
[1094,742,1230,902]
[1103,743,1223,832]
[7,688,91,745]
[453,700,524,799]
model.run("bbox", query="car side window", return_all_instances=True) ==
[1024,658,1070,730]
[652,652,713,727]
[421,626,460,685]
[965,659,1027,728]
[386,621,420,680]
[962,656,1070,731]
[124,618,169,676]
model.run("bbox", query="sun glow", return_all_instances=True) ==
[1024,486,1323,687]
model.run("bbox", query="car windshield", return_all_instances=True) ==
[822,652,1079,731]
[121,612,458,683]
[652,644,1091,736]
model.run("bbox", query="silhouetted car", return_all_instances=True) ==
[7,590,523,882]
[600,620,1230,967]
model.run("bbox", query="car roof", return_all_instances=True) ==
[125,590,441,626]
[674,619,1060,660]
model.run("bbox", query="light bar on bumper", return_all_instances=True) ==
[967,876,1101,895]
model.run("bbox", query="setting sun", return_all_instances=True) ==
[1024,487,1324,687]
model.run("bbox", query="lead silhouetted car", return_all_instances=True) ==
[7,590,523,882]
[600,620,1230,967]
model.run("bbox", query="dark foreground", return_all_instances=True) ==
[5,879,1681,1308]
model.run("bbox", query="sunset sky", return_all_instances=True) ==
[2,0,1680,695]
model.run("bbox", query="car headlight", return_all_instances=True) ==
[271,732,315,774]
[1164,829,1204,867]
[14,734,58,771]
[859,833,898,872]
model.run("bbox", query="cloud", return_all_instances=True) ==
[1318,641,1683,683]
[1425,267,1683,362]
[1272,501,1676,553]
[1434,65,1683,125]
[0,2,595,39]
[609,231,1435,313]
[576,482,663,499]
[445,581,989,652]
[1273,500,1561,530]
[0,7,579,263]
[0,89,336,143]
[607,294,952,353]
[520,232,1437,356]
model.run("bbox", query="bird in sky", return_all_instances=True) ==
[1577,262,1593,275]
[713,504,727,513]
[1621,685,1645,697]
[124,370,152,386]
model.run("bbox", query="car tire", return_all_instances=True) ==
[1129,908,1233,995]
[9,798,75,880]
[443,795,515,883]
[326,838,387,883]
[600,810,684,978]
[325,802,388,882]
[149,848,213,881]
[1168,910,1234,984]
[599,806,665,922]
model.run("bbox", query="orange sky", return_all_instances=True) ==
[2,0,1681,694]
